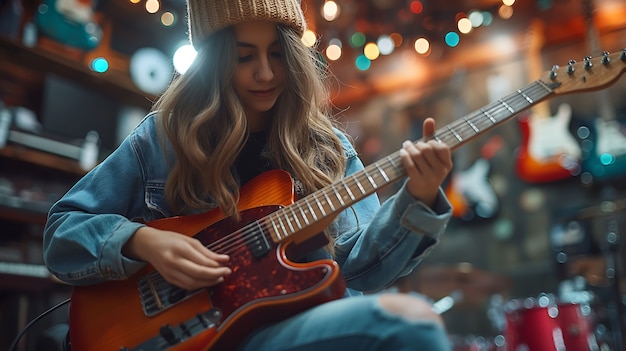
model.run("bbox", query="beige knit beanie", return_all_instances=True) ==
[187,0,307,48]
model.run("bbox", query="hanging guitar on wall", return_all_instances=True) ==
[446,134,502,222]
[515,19,582,183]
[35,0,102,51]
[577,0,626,186]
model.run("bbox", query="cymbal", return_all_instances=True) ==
[408,262,512,304]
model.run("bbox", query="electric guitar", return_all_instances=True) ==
[515,19,582,183]
[446,134,502,221]
[446,156,496,221]
[35,0,102,50]
[578,0,626,185]
[68,51,626,351]
[579,110,626,184]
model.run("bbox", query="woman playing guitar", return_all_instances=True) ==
[43,1,454,350]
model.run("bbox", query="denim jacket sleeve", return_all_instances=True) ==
[43,115,163,285]
[330,130,452,292]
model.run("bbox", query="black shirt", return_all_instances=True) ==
[234,131,271,185]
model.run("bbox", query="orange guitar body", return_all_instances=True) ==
[68,170,346,351]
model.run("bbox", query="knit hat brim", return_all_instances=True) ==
[187,0,307,48]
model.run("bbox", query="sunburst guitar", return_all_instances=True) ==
[68,50,626,350]
[69,170,346,351]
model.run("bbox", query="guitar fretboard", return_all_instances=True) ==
[264,79,556,242]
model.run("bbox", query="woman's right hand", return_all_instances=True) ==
[123,226,232,290]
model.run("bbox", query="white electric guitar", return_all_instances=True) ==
[515,19,582,183]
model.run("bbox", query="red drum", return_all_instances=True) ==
[504,294,599,351]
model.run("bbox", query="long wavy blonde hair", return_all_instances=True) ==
[152,24,346,220]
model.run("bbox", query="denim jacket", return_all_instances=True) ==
[43,112,452,294]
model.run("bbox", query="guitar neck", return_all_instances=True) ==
[264,79,555,243]
[259,46,626,243]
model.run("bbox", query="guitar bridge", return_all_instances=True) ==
[138,272,202,316]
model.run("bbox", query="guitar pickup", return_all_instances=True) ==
[126,308,222,351]
[248,222,272,258]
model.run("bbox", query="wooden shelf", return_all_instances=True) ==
[0,144,87,176]
[0,35,154,109]
[0,144,81,225]
[0,203,48,225]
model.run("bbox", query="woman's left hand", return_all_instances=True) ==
[399,117,452,208]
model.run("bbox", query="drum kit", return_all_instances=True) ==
[413,265,611,351]
[408,197,626,351]
[501,290,600,351]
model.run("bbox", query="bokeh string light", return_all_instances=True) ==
[309,0,518,71]
[95,0,519,76]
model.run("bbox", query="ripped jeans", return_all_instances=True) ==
[237,293,452,351]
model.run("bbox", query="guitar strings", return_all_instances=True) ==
[200,82,551,256]
[406,73,537,180]
[425,81,552,149]
[197,80,552,261]
[142,80,554,296]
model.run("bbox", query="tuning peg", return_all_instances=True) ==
[620,49,626,61]
[601,51,611,65]
[583,56,593,70]
[549,65,559,80]
[567,60,576,75]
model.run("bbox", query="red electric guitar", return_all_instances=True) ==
[68,51,626,350]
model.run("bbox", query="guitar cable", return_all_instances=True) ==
[8,297,71,351]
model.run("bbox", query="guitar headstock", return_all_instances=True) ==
[543,49,626,96]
